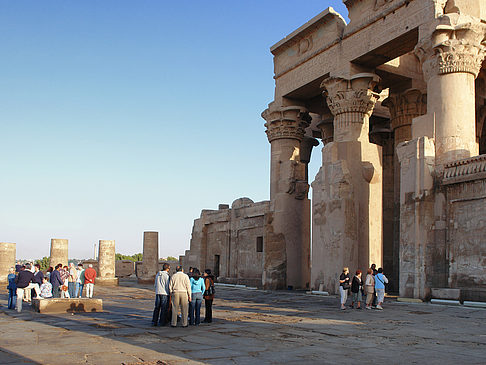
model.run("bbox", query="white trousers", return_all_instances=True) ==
[86,283,94,298]
[16,284,40,312]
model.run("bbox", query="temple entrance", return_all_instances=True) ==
[214,254,220,278]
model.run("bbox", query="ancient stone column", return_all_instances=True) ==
[415,13,486,165]
[0,242,16,283]
[262,105,311,290]
[138,231,159,284]
[96,240,118,286]
[49,239,68,268]
[311,73,382,293]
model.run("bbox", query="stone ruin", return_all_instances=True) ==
[182,198,269,287]
[184,0,486,302]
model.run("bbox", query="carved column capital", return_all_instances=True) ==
[415,14,486,81]
[320,73,381,141]
[262,106,311,143]
[382,89,427,145]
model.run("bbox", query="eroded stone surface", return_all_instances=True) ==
[0,281,484,364]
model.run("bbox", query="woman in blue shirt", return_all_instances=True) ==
[7,267,17,309]
[189,269,205,325]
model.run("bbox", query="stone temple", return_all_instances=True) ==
[183,0,486,302]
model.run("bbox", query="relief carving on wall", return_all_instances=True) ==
[374,0,393,10]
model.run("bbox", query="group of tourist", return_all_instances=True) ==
[7,262,97,312]
[339,264,389,310]
[152,264,215,327]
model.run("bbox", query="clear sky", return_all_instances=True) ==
[0,1,349,260]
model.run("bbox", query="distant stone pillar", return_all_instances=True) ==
[0,242,16,283]
[311,73,382,293]
[138,232,159,284]
[262,105,311,290]
[415,13,486,165]
[49,239,68,268]
[96,240,118,286]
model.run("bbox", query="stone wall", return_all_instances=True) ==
[115,260,135,278]
[182,198,270,287]
[443,155,486,301]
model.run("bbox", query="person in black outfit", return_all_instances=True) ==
[15,264,41,312]
[203,269,215,323]
[350,270,363,309]
[339,267,351,310]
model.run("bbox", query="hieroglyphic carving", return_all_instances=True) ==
[415,14,486,81]
[262,106,311,142]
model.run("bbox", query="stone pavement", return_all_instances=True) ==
[0,279,484,364]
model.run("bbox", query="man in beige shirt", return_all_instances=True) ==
[169,266,191,327]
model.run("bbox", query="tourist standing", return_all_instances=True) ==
[45,267,53,281]
[84,264,97,298]
[371,263,378,307]
[189,268,205,325]
[7,267,17,310]
[60,265,70,298]
[374,268,388,310]
[350,270,363,309]
[50,264,63,298]
[68,263,77,298]
[203,269,215,323]
[15,264,41,312]
[39,277,53,298]
[169,266,191,327]
[152,263,171,326]
[75,264,85,298]
[339,267,351,310]
[365,268,375,309]
[33,264,44,286]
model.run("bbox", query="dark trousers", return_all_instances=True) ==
[204,299,213,322]
[52,285,60,298]
[152,294,169,325]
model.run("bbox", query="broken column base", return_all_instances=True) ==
[95,277,119,286]
[32,298,103,313]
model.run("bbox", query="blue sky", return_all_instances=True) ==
[0,1,349,260]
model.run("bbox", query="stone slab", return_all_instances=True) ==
[430,299,461,306]
[32,298,103,313]
[397,297,424,303]
[430,288,461,301]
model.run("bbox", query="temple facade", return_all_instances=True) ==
[185,0,486,301]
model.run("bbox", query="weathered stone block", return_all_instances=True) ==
[96,277,119,286]
[32,298,103,313]
[431,288,461,301]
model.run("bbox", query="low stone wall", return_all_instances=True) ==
[32,298,103,314]
[115,260,135,277]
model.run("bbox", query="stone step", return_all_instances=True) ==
[32,298,103,314]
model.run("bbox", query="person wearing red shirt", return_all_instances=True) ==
[84,264,97,298]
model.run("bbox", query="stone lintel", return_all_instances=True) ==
[270,8,346,55]
[32,298,103,314]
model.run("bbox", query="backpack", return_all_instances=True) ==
[205,278,215,296]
